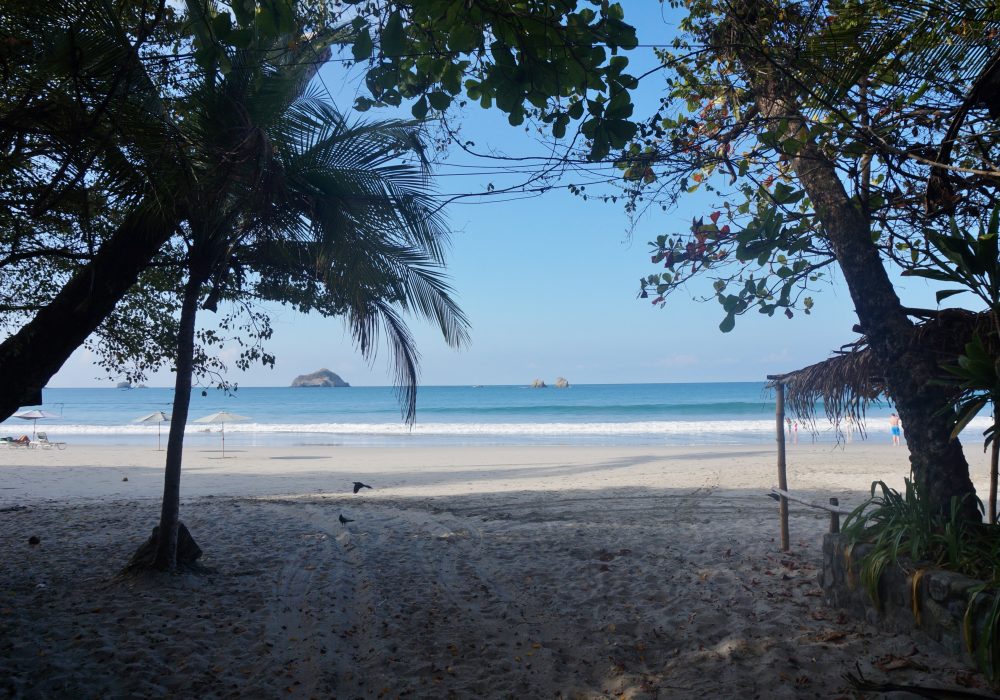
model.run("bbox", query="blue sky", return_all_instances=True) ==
[47,2,955,388]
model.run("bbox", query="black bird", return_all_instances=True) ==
[352,481,372,494]
[339,514,354,525]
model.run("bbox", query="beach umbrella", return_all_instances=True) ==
[193,411,250,458]
[13,409,59,438]
[134,411,171,451]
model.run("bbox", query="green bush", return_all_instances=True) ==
[843,479,1000,681]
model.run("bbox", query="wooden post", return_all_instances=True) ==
[990,421,998,525]
[773,380,789,551]
[829,497,840,534]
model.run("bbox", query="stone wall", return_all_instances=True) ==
[821,533,995,664]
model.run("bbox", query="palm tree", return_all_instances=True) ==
[129,11,468,571]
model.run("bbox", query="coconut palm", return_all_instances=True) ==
[130,8,468,571]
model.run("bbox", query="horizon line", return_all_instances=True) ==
[42,379,772,390]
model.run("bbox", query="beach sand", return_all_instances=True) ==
[1,441,995,698]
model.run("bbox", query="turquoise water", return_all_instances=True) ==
[0,382,918,447]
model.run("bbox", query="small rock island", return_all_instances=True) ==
[291,369,350,388]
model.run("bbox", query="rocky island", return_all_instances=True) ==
[290,369,350,388]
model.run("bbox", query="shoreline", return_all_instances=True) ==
[0,441,948,507]
[2,442,994,697]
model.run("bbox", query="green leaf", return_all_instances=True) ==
[353,28,373,62]
[231,0,254,26]
[951,396,989,440]
[782,137,801,155]
[193,44,220,71]
[719,313,736,333]
[411,95,428,120]
[552,113,569,139]
[604,91,633,120]
[274,0,295,34]
[901,268,960,283]
[427,91,452,111]
[256,2,278,38]
[227,28,255,48]
[772,182,804,205]
[936,289,966,303]
[382,11,406,58]
[608,55,629,74]
[448,23,477,53]
[211,12,232,39]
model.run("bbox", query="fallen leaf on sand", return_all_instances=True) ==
[812,630,847,643]
[874,654,927,672]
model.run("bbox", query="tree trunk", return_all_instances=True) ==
[991,421,998,524]
[0,202,176,420]
[733,45,978,516]
[785,118,976,518]
[151,270,203,571]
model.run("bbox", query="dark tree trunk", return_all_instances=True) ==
[790,126,975,517]
[0,203,176,420]
[151,271,203,571]
[720,1,977,515]
[753,86,977,518]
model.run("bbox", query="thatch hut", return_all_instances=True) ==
[766,308,988,433]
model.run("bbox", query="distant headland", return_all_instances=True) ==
[290,369,350,388]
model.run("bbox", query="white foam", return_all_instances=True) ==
[34,416,996,437]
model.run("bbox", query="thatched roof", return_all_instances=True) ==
[765,309,990,432]
[766,348,882,429]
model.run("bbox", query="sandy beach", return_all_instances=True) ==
[1,441,996,697]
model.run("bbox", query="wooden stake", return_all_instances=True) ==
[775,382,789,551]
[990,424,998,525]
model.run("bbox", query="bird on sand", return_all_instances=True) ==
[339,514,354,525]
[352,481,372,494]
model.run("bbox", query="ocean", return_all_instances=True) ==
[0,382,983,448]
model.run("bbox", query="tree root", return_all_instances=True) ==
[121,522,207,574]
[844,664,999,699]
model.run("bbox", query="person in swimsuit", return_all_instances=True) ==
[889,413,902,446]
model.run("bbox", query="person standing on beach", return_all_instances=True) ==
[889,413,902,446]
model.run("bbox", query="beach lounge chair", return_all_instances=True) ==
[35,432,66,450]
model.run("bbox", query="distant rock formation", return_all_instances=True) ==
[554,377,570,388]
[291,369,350,388]
[531,378,547,388]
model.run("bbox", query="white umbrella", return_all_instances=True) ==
[193,411,250,458]
[14,409,60,439]
[134,411,171,451]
